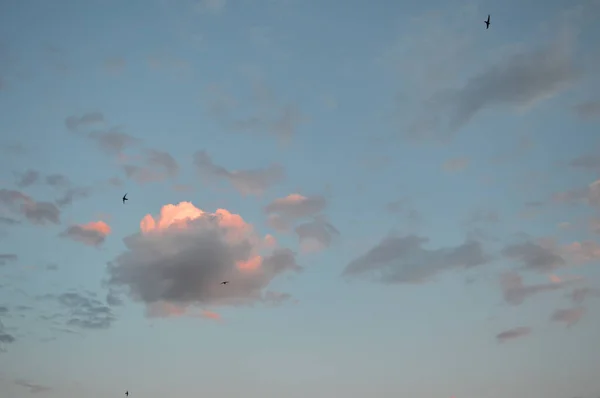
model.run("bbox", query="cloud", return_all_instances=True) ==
[106,289,123,307]
[343,235,489,284]
[14,169,40,188]
[0,318,16,345]
[496,326,531,343]
[502,241,565,272]
[121,149,179,184]
[0,216,19,225]
[55,186,92,208]
[46,263,59,271]
[60,221,111,247]
[193,150,284,196]
[0,253,18,266]
[14,380,51,394]
[407,24,581,139]
[553,179,600,207]
[573,100,600,119]
[0,141,26,155]
[0,189,60,225]
[551,307,585,327]
[385,198,409,214]
[88,128,139,155]
[569,154,600,171]
[499,271,578,306]
[295,217,340,253]
[65,112,105,132]
[10,170,91,208]
[107,202,300,316]
[568,287,600,303]
[442,157,469,173]
[203,80,307,141]
[65,112,140,155]
[447,40,578,131]
[265,193,327,231]
[55,291,116,329]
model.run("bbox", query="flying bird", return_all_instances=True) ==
[220,281,229,285]
[122,193,128,204]
[484,14,490,29]
[125,391,129,397]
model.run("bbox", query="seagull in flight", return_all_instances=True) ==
[484,14,491,29]
[220,281,229,285]
[122,193,128,204]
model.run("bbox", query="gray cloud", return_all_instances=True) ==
[9,169,90,208]
[295,217,340,252]
[14,169,40,188]
[203,80,306,141]
[65,112,105,132]
[55,186,92,208]
[569,287,600,303]
[60,225,108,247]
[343,235,489,284]
[106,289,123,307]
[121,149,179,184]
[0,141,26,155]
[65,112,140,155]
[551,307,585,327]
[569,154,600,171]
[45,173,70,188]
[14,379,51,394]
[0,253,18,266]
[55,291,116,330]
[408,29,580,139]
[502,241,565,272]
[385,198,409,214]
[88,129,139,155]
[0,318,16,345]
[107,205,300,313]
[0,189,60,225]
[194,150,285,196]
[499,271,576,306]
[21,201,60,225]
[496,326,531,343]
[0,216,20,226]
[573,100,600,119]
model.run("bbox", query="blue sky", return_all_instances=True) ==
[1,0,600,397]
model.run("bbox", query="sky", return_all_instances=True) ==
[1,0,600,397]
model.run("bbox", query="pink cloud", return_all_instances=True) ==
[108,201,300,317]
[61,220,111,246]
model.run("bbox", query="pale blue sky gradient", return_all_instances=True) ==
[1,0,600,397]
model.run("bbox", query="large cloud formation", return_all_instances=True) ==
[107,202,299,316]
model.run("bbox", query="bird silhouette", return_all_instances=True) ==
[220,281,229,285]
[122,193,128,204]
[484,14,491,29]
[125,391,129,397]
